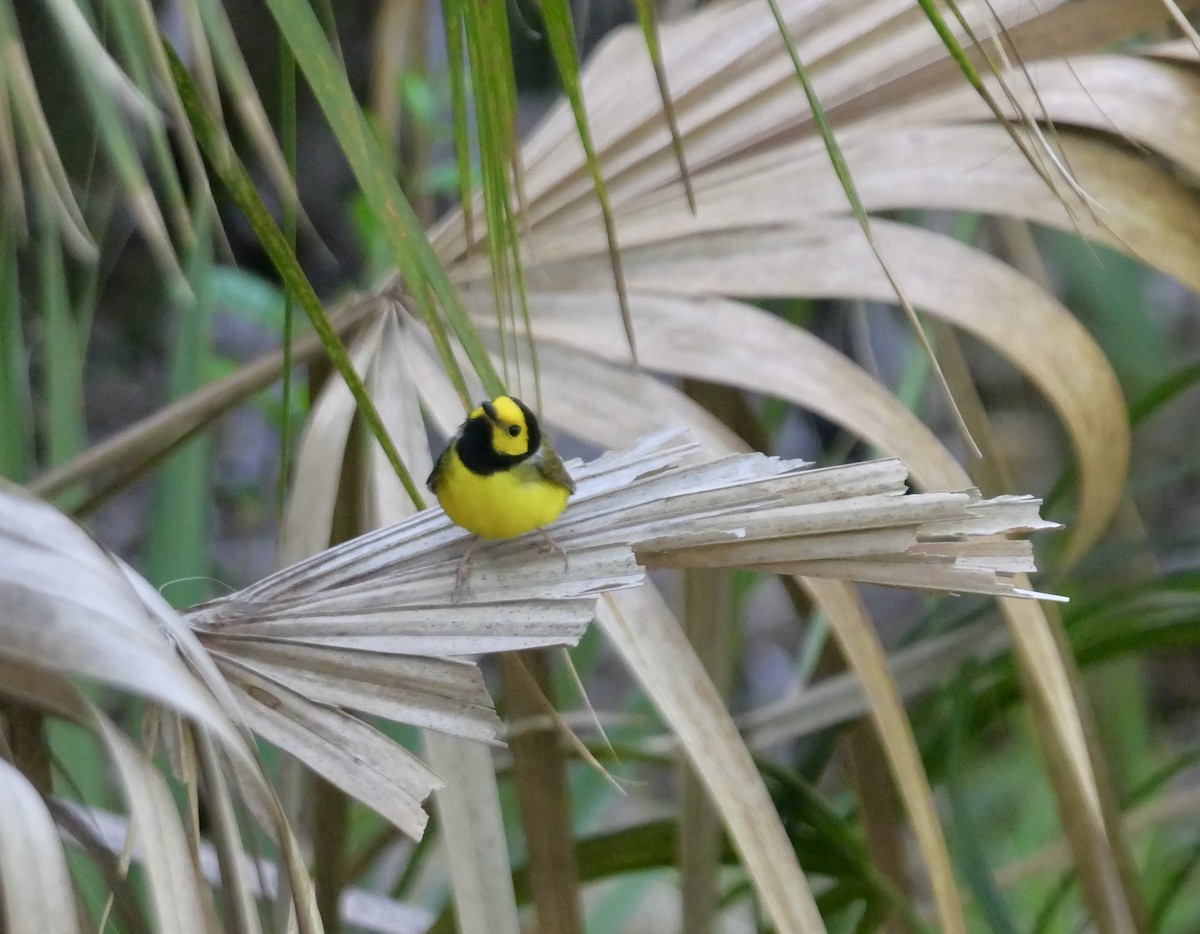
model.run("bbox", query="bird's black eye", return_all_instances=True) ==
[507,424,521,437]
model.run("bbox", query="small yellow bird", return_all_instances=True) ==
[427,395,575,587]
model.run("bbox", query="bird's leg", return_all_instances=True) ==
[537,528,569,572]
[453,535,479,600]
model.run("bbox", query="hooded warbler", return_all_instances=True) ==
[427,395,575,584]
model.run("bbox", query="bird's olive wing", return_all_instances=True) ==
[426,444,451,494]
[535,443,576,494]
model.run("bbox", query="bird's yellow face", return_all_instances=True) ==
[471,395,534,458]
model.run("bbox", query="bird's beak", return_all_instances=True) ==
[481,400,499,424]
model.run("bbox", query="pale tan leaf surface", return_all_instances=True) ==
[0,480,242,741]
[361,318,522,934]
[511,292,955,480]
[89,709,209,934]
[209,640,500,742]
[517,219,1127,564]
[599,586,827,933]
[804,578,965,934]
[280,312,386,565]
[365,305,432,523]
[0,484,326,934]
[739,619,1009,747]
[430,0,1178,264]
[225,669,441,839]
[423,733,522,934]
[0,759,80,934]
[56,803,435,934]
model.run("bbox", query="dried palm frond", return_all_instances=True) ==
[1,426,1056,827]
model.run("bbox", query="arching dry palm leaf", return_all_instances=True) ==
[0,480,323,933]
[406,0,1200,929]
[0,759,80,934]
[2,402,1065,930]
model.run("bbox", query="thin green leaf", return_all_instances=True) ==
[122,0,217,245]
[166,44,427,512]
[40,0,182,282]
[36,200,85,469]
[193,0,322,251]
[945,672,1021,934]
[0,220,31,481]
[461,0,518,384]
[258,0,502,400]
[0,49,27,235]
[630,0,695,213]
[279,37,298,516]
[0,0,94,259]
[538,0,637,362]
[144,212,215,609]
[103,0,195,248]
[441,0,475,253]
[1129,361,1200,425]
[764,0,979,455]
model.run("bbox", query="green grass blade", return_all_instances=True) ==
[441,0,475,253]
[1130,361,1200,425]
[538,0,637,363]
[36,201,85,469]
[193,0,317,248]
[40,0,183,282]
[913,0,1063,198]
[0,0,94,259]
[167,43,427,511]
[0,220,32,481]
[461,0,516,384]
[944,674,1021,934]
[258,0,501,401]
[630,0,695,213]
[143,215,215,609]
[103,0,194,249]
[0,45,27,236]
[279,35,298,516]
[121,0,217,241]
[764,0,979,456]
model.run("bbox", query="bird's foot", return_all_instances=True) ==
[537,528,569,572]
[452,536,479,602]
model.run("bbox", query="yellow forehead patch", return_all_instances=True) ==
[469,395,525,425]
[488,396,525,425]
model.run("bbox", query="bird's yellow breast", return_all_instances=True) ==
[435,449,571,539]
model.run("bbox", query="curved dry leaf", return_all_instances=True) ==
[0,759,79,934]
[529,341,750,454]
[89,709,209,934]
[739,619,1010,747]
[423,733,523,934]
[803,578,964,934]
[430,0,1178,263]
[210,640,501,742]
[0,481,243,742]
[281,313,387,564]
[510,292,954,481]
[225,668,441,839]
[366,306,434,523]
[521,222,1126,563]
[910,54,1200,180]
[599,586,827,933]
